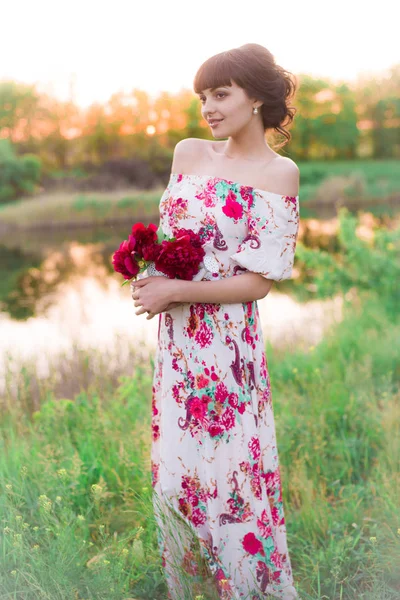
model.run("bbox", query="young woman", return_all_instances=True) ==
[131,43,300,600]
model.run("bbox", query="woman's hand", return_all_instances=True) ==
[163,301,183,311]
[130,276,183,320]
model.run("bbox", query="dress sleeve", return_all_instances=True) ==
[230,191,300,282]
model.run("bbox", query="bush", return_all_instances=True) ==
[312,172,368,205]
[41,157,169,192]
[0,139,42,203]
[295,207,400,318]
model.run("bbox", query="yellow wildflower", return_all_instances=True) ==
[57,468,68,480]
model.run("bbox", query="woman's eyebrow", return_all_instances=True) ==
[198,87,226,95]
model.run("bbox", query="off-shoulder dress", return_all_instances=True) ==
[149,172,300,600]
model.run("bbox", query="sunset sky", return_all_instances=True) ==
[2,0,398,108]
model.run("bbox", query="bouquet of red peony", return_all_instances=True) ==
[112,222,206,285]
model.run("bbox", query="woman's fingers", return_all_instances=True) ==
[165,302,182,310]
[130,283,152,317]
[131,288,141,307]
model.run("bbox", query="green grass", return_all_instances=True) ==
[0,187,164,230]
[0,159,399,231]
[298,158,400,204]
[0,291,399,599]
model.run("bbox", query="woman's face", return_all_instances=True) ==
[198,79,256,138]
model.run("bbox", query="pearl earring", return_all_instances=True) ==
[253,107,258,114]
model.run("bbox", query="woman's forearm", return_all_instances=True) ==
[171,273,274,305]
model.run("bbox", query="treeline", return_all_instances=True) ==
[0,65,399,202]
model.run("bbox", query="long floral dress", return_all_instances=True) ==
[149,172,300,600]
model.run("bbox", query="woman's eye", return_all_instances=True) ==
[199,93,226,103]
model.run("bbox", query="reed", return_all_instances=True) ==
[0,291,399,599]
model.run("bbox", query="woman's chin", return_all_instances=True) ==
[212,129,226,138]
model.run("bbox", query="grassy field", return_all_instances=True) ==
[0,187,163,230]
[0,159,399,231]
[0,289,399,599]
[0,208,399,599]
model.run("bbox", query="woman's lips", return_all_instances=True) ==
[209,119,224,128]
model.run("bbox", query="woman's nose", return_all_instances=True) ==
[202,101,216,115]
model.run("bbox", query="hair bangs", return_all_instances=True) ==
[192,44,298,147]
[193,53,240,95]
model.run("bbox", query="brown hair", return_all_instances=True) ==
[193,43,298,150]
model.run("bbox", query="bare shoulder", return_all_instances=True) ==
[267,156,300,197]
[171,138,206,173]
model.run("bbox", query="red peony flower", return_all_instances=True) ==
[215,381,229,403]
[196,374,209,389]
[257,511,273,539]
[248,436,261,461]
[131,222,160,261]
[222,191,244,220]
[242,532,265,556]
[112,221,205,285]
[155,229,205,280]
[270,549,283,569]
[238,402,246,414]
[111,234,141,280]
[240,186,254,205]
[221,406,235,430]
[208,423,224,438]
[189,396,207,421]
[191,507,207,527]
[228,393,238,408]
[174,227,204,248]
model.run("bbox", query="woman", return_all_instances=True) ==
[131,43,300,600]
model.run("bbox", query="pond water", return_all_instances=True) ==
[2,195,398,394]
[0,216,350,396]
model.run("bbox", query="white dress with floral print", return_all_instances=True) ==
[149,173,300,600]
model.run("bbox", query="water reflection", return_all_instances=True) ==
[0,269,344,394]
[0,240,114,319]
[1,209,397,321]
[3,207,394,392]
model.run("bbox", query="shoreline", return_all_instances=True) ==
[0,193,399,234]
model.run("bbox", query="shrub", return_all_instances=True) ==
[0,139,42,203]
[295,207,400,318]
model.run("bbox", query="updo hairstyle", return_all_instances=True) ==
[193,43,298,149]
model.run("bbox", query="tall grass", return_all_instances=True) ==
[0,187,164,230]
[1,294,399,599]
[0,210,399,599]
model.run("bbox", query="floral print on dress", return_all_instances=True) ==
[150,173,300,599]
